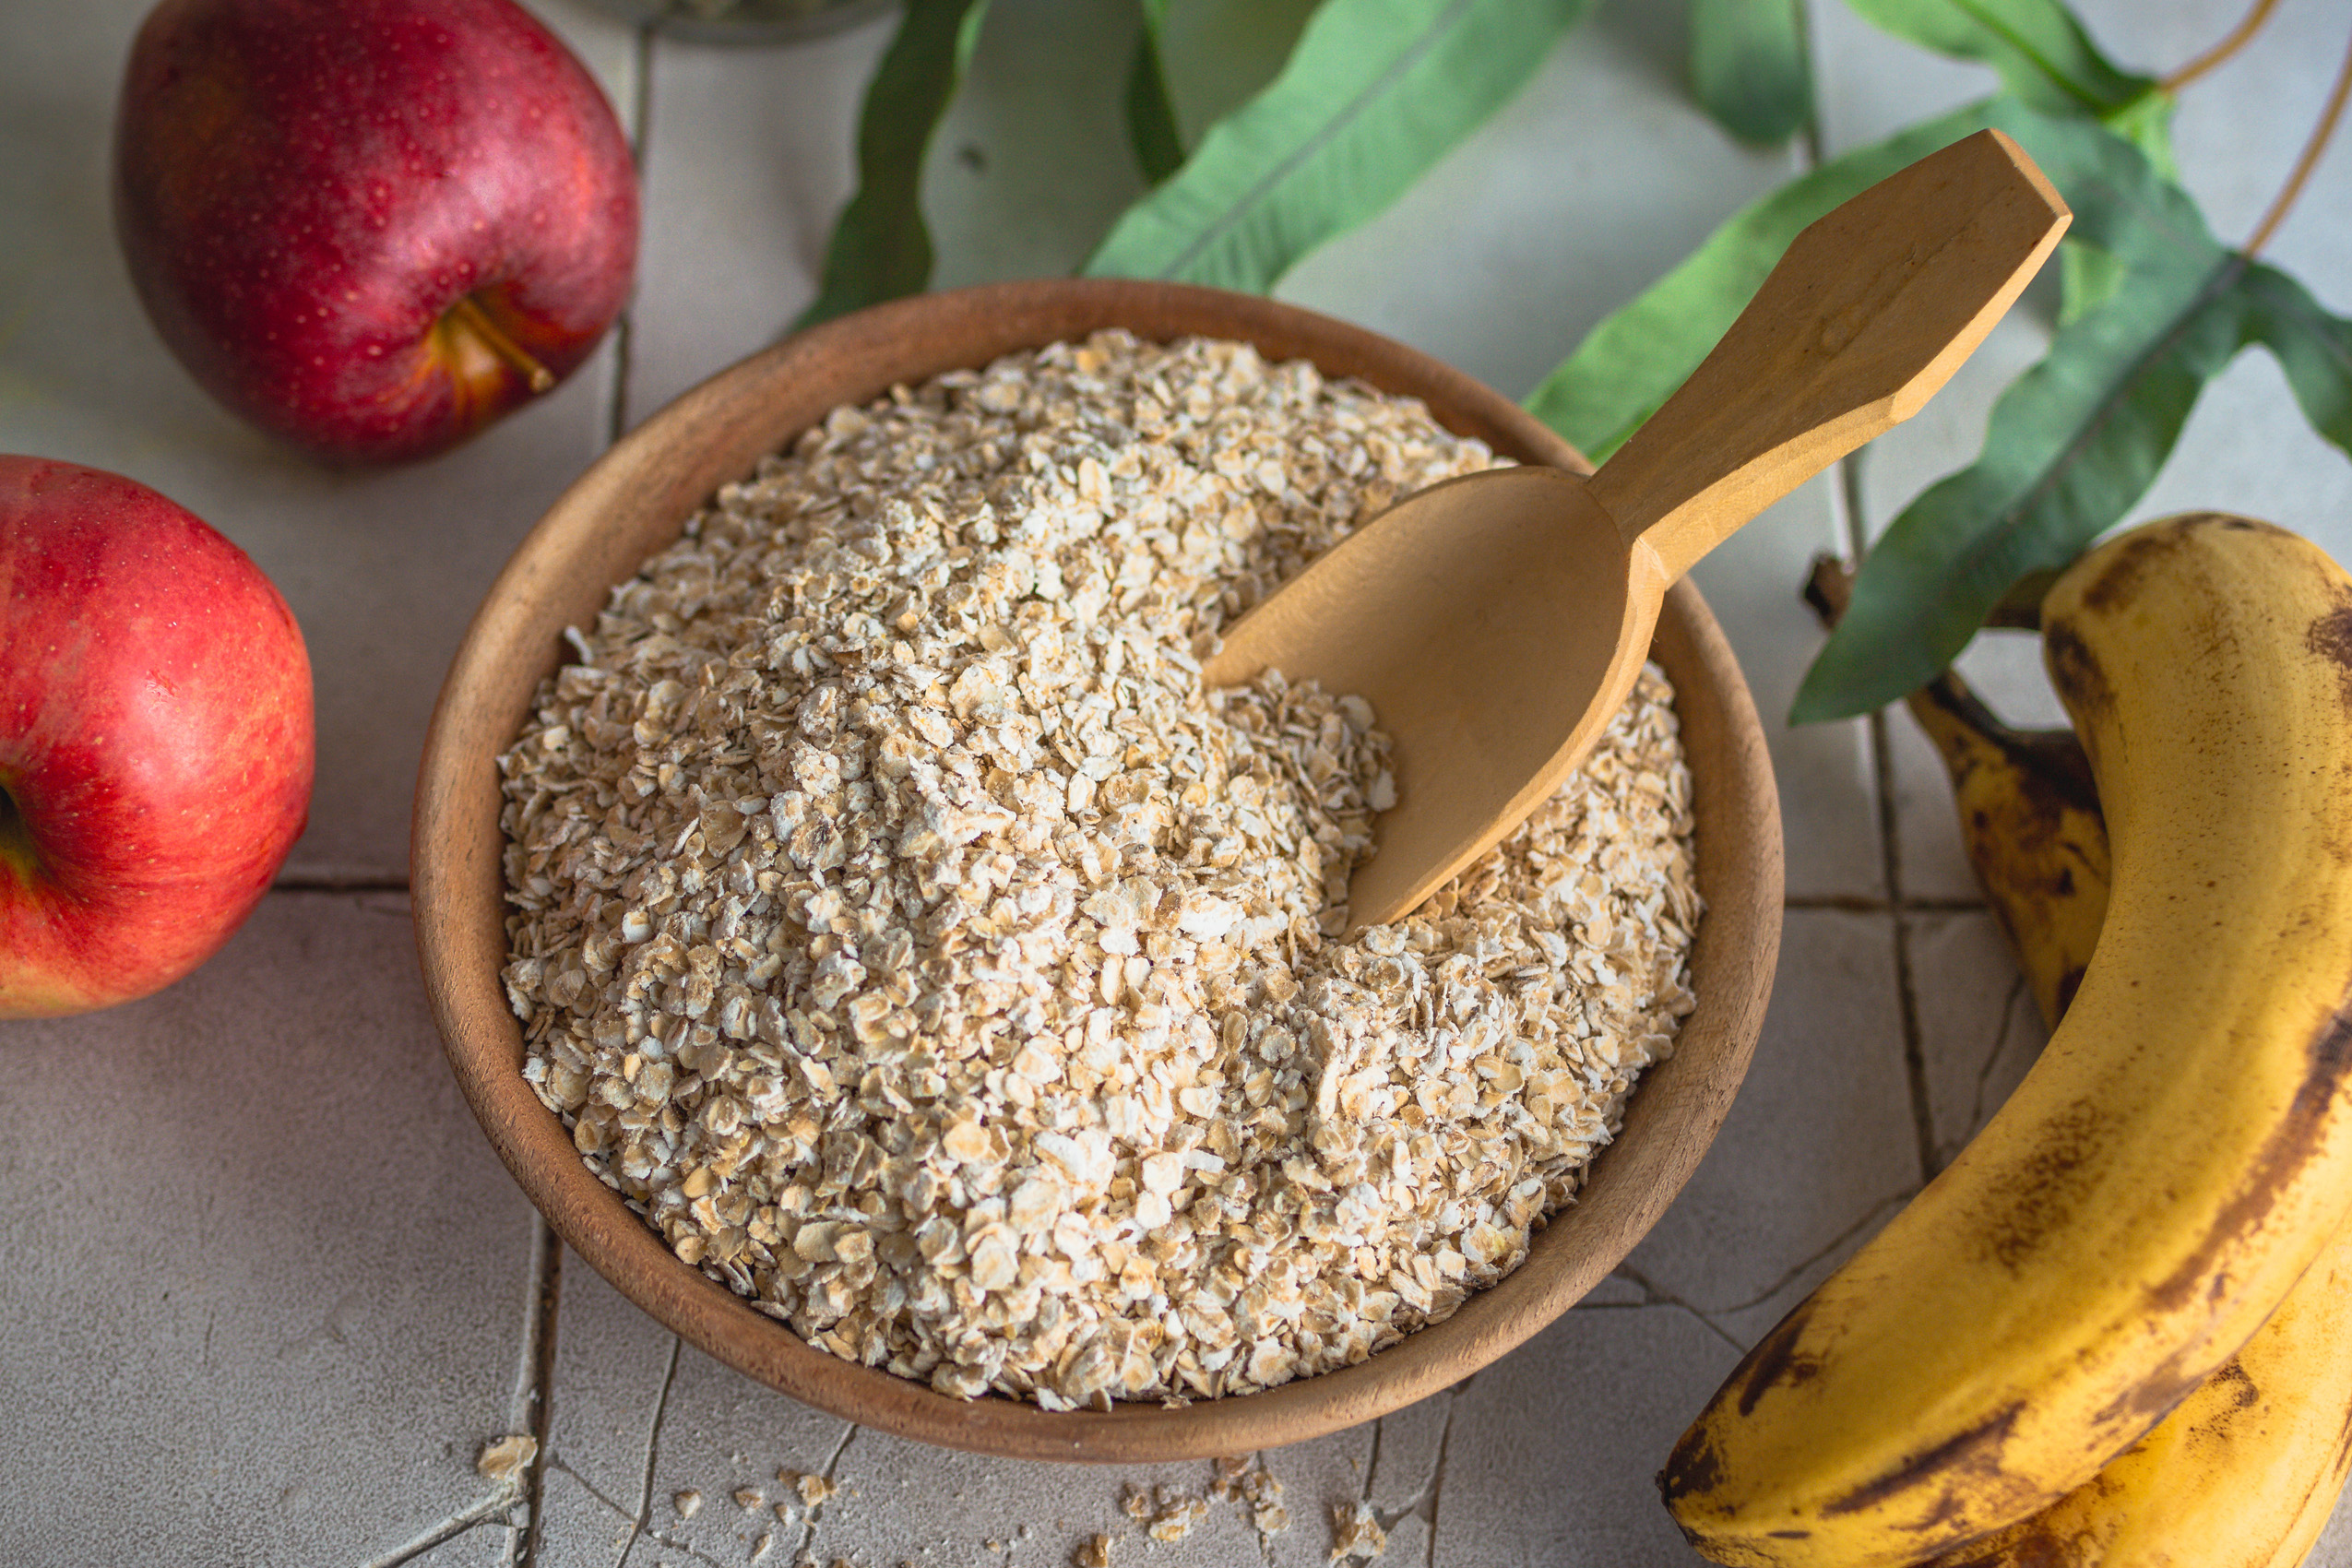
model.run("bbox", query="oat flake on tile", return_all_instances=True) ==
[498,330,1701,1408]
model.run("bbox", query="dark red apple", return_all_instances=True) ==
[112,0,639,464]
[0,457,313,1017]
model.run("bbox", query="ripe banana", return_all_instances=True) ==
[1663,514,2352,1566]
[1803,557,2108,1030]
[1896,537,2352,1568]
[1915,1217,2352,1567]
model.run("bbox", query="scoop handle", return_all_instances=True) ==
[1589,128,2070,585]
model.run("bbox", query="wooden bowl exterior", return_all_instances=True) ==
[413,279,1783,1462]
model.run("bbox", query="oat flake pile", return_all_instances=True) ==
[500,330,1702,1408]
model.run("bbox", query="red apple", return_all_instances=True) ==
[0,457,314,1017]
[112,0,639,464]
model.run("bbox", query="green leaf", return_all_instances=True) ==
[1790,101,2252,723]
[1522,99,1997,462]
[2238,261,2352,452]
[1125,0,1187,186]
[1082,0,1597,291]
[791,0,991,333]
[1689,0,1814,145]
[2097,85,2180,178]
[2055,89,2178,325]
[1841,0,2179,326]
[1840,0,2155,119]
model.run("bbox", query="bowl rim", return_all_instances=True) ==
[412,277,1784,1462]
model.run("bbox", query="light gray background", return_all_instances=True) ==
[2,0,2347,1562]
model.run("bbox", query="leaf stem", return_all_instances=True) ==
[2242,17,2352,256]
[2161,0,2281,91]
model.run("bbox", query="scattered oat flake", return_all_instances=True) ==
[673,1488,705,1518]
[1073,1534,1114,1568]
[751,1533,773,1562]
[1147,1493,1210,1543]
[1330,1502,1387,1561]
[501,331,1702,1411]
[474,1434,536,1483]
[735,1488,766,1511]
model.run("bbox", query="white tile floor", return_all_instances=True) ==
[2,0,2348,1562]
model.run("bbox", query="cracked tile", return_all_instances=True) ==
[535,1263,683,1525]
[1355,1510,1431,1568]
[536,1263,853,1566]
[0,893,538,1563]
[541,1250,1395,1567]
[1580,1272,1652,1308]
[1360,1387,1461,1519]
[1910,911,2049,1171]
[402,1537,515,1568]
[1618,910,1917,1343]
[364,1502,522,1568]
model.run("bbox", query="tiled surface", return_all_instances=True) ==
[2,0,2348,1562]
[0,894,540,1565]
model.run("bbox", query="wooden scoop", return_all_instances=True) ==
[1201,127,2070,931]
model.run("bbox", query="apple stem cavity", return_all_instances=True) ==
[441,292,557,395]
[0,785,38,885]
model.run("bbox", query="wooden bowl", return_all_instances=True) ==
[414,279,1783,1461]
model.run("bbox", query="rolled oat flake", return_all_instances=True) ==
[499,330,1701,1408]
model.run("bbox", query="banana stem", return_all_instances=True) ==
[1802,556,2009,731]
[1801,554,2098,805]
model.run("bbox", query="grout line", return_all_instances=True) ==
[511,1221,564,1568]
[608,22,657,450]
[1836,434,1942,1186]
[1805,40,1945,1182]
[1871,698,1942,1182]
[1798,21,1826,175]
[271,874,410,894]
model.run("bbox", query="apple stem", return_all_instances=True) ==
[445,293,557,393]
[0,785,38,884]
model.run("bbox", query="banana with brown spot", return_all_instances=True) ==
[1661,514,2352,1566]
[1915,1216,2352,1568]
